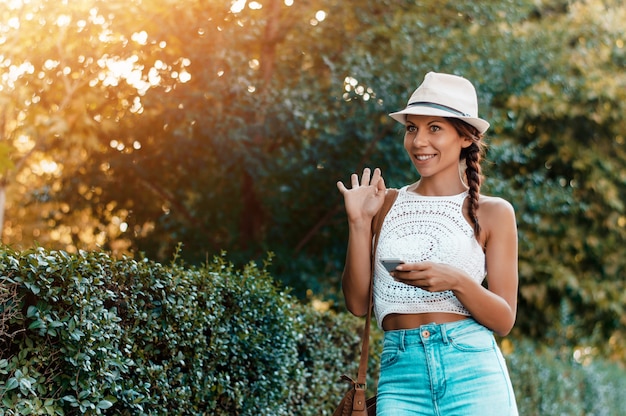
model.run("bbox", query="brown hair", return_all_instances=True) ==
[446,117,486,238]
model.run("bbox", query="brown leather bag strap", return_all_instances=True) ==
[355,189,399,389]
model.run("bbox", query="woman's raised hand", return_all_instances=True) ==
[336,168,386,224]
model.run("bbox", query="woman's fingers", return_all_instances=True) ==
[360,167,371,186]
[376,173,386,192]
[370,167,381,183]
[339,168,384,192]
[350,173,360,188]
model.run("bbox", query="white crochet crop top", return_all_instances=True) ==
[373,186,486,328]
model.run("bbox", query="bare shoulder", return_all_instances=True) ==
[478,195,516,218]
[477,195,517,240]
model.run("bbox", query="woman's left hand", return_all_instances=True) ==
[391,261,466,292]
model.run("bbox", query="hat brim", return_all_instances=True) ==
[389,107,490,134]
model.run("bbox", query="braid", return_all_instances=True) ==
[447,118,486,238]
[464,143,482,237]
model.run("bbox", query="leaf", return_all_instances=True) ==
[19,377,33,392]
[26,305,39,318]
[4,377,18,391]
[28,320,43,330]
[96,400,113,409]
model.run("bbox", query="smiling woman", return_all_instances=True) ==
[337,72,519,415]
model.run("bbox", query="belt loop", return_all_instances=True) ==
[441,323,450,345]
[400,330,406,351]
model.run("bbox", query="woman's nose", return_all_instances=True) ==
[412,130,427,146]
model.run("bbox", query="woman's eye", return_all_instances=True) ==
[430,125,441,132]
[406,125,417,133]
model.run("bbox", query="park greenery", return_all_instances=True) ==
[2,247,626,415]
[1,0,626,411]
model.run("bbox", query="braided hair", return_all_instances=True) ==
[446,117,486,238]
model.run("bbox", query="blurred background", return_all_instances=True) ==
[1,0,625,363]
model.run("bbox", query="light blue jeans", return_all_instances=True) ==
[376,318,518,415]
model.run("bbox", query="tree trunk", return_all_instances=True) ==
[238,0,284,250]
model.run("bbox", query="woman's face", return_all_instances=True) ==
[403,115,471,179]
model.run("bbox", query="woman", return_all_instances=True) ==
[336,72,518,415]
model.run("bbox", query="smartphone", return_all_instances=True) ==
[381,258,405,272]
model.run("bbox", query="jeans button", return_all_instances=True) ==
[422,330,430,338]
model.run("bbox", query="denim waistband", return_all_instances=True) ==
[383,318,487,347]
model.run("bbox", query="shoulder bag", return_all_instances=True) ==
[332,189,399,416]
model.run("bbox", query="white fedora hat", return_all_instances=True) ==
[389,72,490,134]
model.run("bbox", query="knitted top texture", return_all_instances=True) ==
[373,186,486,327]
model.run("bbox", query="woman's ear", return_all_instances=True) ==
[460,137,473,148]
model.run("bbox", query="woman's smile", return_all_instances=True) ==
[414,154,436,161]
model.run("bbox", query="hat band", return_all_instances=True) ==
[407,101,471,118]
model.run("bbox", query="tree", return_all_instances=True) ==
[0,0,179,249]
[487,0,626,355]
[2,0,626,359]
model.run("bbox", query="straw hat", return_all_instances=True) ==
[389,72,490,134]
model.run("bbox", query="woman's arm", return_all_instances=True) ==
[393,196,518,336]
[340,221,374,316]
[337,168,386,316]
[451,196,519,335]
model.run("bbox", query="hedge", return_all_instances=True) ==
[506,339,626,415]
[0,247,378,415]
[1,246,625,415]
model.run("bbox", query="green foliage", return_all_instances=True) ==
[293,304,384,411]
[507,338,626,416]
[481,0,626,355]
[1,247,626,414]
[0,248,142,414]
[2,0,626,366]
[0,246,368,415]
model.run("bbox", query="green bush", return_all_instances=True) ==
[1,246,625,415]
[507,339,626,416]
[289,303,383,415]
[0,247,371,415]
[0,248,135,414]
